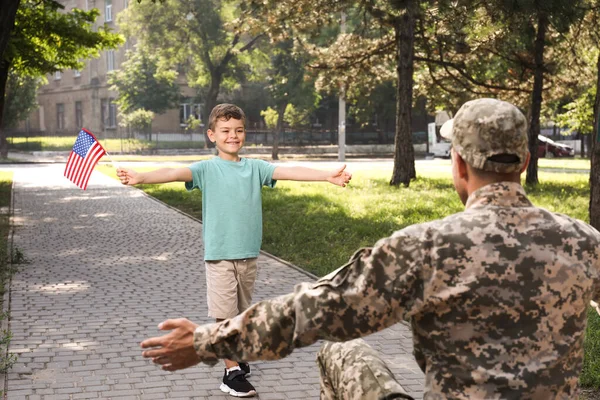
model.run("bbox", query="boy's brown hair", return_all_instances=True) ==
[208,104,246,131]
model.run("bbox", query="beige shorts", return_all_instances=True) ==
[204,258,258,320]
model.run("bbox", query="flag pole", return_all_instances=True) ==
[103,151,120,169]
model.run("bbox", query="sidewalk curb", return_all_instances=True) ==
[131,185,319,281]
[1,179,15,399]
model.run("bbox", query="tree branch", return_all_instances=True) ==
[238,33,264,53]
[362,0,400,26]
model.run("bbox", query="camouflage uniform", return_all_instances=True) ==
[191,99,600,399]
[317,339,413,400]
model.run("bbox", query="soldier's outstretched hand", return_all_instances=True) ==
[327,164,352,187]
[140,318,201,371]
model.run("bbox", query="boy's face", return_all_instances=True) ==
[207,117,246,161]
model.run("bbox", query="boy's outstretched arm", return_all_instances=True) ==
[117,167,192,185]
[272,165,352,187]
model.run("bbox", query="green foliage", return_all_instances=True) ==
[184,116,203,132]
[260,107,278,128]
[2,71,42,128]
[118,0,266,116]
[556,87,596,135]
[108,47,180,115]
[284,104,311,127]
[7,0,123,76]
[261,104,314,128]
[0,320,17,373]
[267,39,319,112]
[119,108,155,131]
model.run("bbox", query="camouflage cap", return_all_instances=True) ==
[440,98,528,173]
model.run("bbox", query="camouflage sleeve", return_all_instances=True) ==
[192,232,424,364]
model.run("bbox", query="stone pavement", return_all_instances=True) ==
[2,164,424,400]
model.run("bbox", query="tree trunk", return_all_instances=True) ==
[0,0,19,159]
[390,3,416,187]
[581,134,585,158]
[0,0,20,63]
[272,103,285,161]
[525,13,547,186]
[589,51,600,230]
[203,69,223,149]
[0,58,12,159]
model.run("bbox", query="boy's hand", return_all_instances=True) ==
[327,165,352,187]
[117,167,141,185]
[141,318,201,371]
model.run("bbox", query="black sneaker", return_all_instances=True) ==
[220,367,257,397]
[238,362,251,377]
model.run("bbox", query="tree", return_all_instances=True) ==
[265,39,318,160]
[246,0,422,186]
[591,50,600,229]
[0,0,20,67]
[0,0,122,157]
[417,1,585,185]
[120,108,155,140]
[555,86,596,157]
[118,0,265,146]
[108,46,180,115]
[2,71,41,129]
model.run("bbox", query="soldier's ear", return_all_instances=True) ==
[455,152,469,180]
[519,152,531,174]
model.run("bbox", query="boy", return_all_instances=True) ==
[117,103,351,397]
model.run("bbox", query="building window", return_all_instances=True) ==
[56,103,65,130]
[105,0,112,22]
[107,50,115,71]
[54,71,61,80]
[179,102,202,125]
[75,101,83,128]
[101,98,117,129]
[73,69,81,78]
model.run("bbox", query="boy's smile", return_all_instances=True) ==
[207,117,246,161]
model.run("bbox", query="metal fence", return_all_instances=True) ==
[5,128,429,153]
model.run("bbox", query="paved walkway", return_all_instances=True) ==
[2,164,424,400]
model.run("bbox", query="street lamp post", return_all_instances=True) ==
[338,11,346,162]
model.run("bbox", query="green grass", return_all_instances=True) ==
[8,136,206,153]
[538,157,591,171]
[582,308,600,389]
[98,164,591,274]
[0,172,17,373]
[0,172,14,297]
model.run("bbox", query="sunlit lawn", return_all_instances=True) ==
[8,136,205,153]
[98,163,591,273]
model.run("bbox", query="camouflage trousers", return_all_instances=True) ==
[316,338,414,400]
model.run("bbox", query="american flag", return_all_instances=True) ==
[64,129,107,190]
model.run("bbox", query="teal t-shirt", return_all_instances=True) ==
[185,157,277,261]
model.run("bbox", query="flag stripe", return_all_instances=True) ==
[78,144,105,189]
[65,151,79,179]
[67,156,83,182]
[81,148,105,190]
[72,155,86,185]
[64,152,75,177]
[77,144,104,188]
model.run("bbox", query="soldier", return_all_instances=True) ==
[140,98,600,399]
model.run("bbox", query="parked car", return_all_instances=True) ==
[537,135,575,158]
